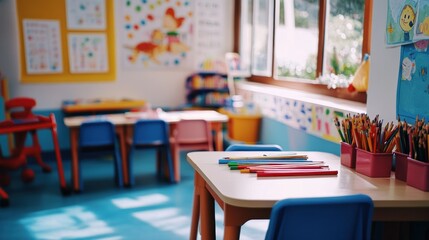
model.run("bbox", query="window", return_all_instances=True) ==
[235,0,372,103]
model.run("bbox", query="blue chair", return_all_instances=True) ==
[78,119,123,191]
[265,194,374,240]
[127,119,174,185]
[225,143,283,151]
[189,143,283,240]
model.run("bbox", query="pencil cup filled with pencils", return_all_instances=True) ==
[393,118,413,181]
[405,117,429,191]
[348,114,395,178]
[335,117,357,168]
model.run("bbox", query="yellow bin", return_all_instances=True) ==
[219,109,261,143]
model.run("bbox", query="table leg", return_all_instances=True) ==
[70,127,80,192]
[190,171,205,240]
[50,123,68,192]
[211,122,224,151]
[199,173,215,240]
[169,123,181,182]
[116,126,129,186]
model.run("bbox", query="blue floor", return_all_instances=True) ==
[0,150,268,240]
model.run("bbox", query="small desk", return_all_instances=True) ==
[0,114,68,195]
[62,99,146,115]
[187,151,429,240]
[64,110,228,190]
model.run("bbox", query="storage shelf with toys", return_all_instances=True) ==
[185,72,230,108]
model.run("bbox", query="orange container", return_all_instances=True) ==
[219,108,261,144]
[355,149,393,178]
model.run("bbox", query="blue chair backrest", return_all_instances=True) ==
[133,119,169,145]
[225,144,283,151]
[79,120,116,147]
[265,194,374,240]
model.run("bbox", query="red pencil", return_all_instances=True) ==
[257,170,338,177]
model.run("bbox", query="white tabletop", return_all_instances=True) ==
[187,151,429,209]
[64,110,228,127]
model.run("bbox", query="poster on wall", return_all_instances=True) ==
[66,0,106,30]
[249,92,353,143]
[384,0,429,46]
[396,40,429,123]
[194,0,226,72]
[23,19,63,74]
[414,0,429,41]
[120,0,193,70]
[68,33,109,73]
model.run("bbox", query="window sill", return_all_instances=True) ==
[248,76,367,103]
[236,80,367,114]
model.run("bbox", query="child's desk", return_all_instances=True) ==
[62,99,146,115]
[187,151,429,240]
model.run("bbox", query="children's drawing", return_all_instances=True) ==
[386,0,418,46]
[120,0,193,70]
[68,33,108,73]
[242,91,352,143]
[23,19,63,74]
[397,42,429,123]
[163,7,190,54]
[415,0,429,40]
[66,0,106,30]
[124,29,167,65]
[401,55,416,80]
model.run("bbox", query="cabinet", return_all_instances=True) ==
[185,72,230,108]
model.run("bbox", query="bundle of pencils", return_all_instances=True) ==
[336,114,398,153]
[405,116,428,163]
[219,153,338,177]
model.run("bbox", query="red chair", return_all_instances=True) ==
[5,97,51,172]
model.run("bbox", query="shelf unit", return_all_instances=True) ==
[185,72,230,108]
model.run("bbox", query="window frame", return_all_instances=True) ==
[233,0,373,103]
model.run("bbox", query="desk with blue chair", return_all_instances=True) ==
[187,151,429,240]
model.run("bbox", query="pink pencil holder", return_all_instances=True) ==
[394,151,409,182]
[406,158,429,192]
[356,149,393,178]
[340,142,356,168]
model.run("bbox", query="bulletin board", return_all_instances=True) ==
[16,0,116,83]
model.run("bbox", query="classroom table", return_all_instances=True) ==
[187,151,429,240]
[64,110,228,190]
[62,99,146,115]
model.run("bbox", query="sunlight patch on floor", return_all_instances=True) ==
[111,193,169,209]
[133,207,191,238]
[20,206,117,240]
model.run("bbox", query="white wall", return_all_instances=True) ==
[0,0,234,110]
[0,0,403,124]
[367,0,401,122]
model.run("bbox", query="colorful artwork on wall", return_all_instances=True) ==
[240,90,357,143]
[120,0,193,69]
[68,33,109,73]
[397,40,429,123]
[385,0,429,46]
[66,0,106,30]
[23,19,63,74]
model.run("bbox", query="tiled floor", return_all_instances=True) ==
[0,150,268,240]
